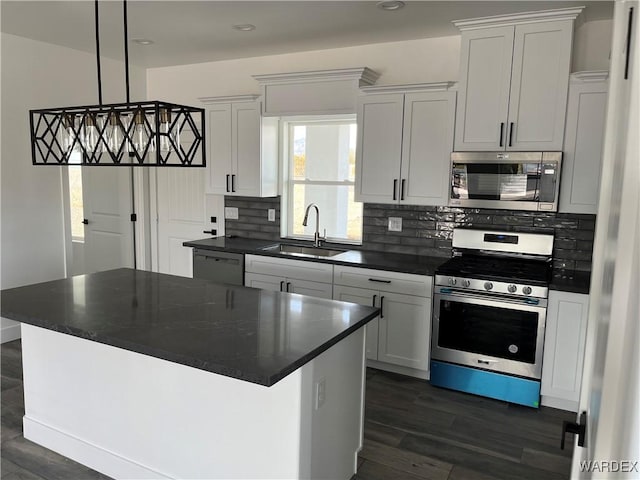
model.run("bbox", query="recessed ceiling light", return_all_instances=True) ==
[232,24,256,32]
[132,39,154,46]
[376,1,405,11]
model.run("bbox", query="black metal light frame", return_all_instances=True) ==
[29,0,206,167]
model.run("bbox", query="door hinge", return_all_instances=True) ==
[130,213,137,222]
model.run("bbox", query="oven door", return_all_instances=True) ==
[431,290,547,379]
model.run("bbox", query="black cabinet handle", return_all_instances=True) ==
[226,174,230,193]
[368,278,391,284]
[372,294,377,307]
[561,412,587,449]
[499,122,505,147]
[625,7,634,79]
[401,179,406,201]
[286,282,291,292]
[508,122,514,147]
[202,230,217,236]
[392,179,398,200]
[81,219,89,225]
[231,175,236,192]
[380,296,385,318]
[280,281,284,292]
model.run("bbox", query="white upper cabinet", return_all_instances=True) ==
[454,8,582,151]
[355,84,456,206]
[201,96,278,197]
[559,72,609,214]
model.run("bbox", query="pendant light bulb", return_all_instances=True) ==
[105,112,125,154]
[58,114,78,155]
[159,108,172,153]
[82,113,102,154]
[132,110,152,155]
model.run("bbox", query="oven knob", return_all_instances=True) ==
[448,278,457,286]
[508,284,517,293]
[484,282,493,291]
[523,286,532,295]
[461,279,471,288]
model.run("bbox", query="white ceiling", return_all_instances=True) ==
[1,1,613,68]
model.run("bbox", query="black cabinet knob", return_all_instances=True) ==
[82,219,89,225]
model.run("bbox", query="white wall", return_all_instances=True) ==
[0,33,145,342]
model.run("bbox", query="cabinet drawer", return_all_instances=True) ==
[245,254,333,283]
[333,265,432,297]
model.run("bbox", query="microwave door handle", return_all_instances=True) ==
[508,122,514,147]
[499,122,505,147]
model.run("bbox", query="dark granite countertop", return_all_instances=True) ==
[0,269,379,387]
[183,237,591,293]
[184,237,447,276]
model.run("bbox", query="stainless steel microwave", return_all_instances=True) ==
[449,152,562,212]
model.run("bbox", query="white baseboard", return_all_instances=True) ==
[23,416,171,480]
[541,395,579,412]
[367,359,430,380]
[1,323,21,343]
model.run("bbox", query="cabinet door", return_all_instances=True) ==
[287,278,332,299]
[355,94,404,204]
[541,291,589,404]
[334,285,379,360]
[507,20,573,150]
[244,272,285,292]
[245,255,333,284]
[231,102,261,197]
[559,79,608,214]
[377,292,431,371]
[454,26,514,151]
[400,91,456,206]
[206,104,232,195]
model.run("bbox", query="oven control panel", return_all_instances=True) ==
[435,275,548,299]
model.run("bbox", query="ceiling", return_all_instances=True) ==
[1,1,613,68]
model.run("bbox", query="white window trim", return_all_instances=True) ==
[279,115,362,245]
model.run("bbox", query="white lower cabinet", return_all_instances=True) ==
[244,255,333,299]
[333,266,432,376]
[541,290,589,411]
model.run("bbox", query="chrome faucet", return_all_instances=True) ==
[302,203,326,247]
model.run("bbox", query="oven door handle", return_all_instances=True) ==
[433,290,547,309]
[477,358,499,365]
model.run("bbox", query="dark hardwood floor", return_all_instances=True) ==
[1,340,574,479]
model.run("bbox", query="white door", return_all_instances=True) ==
[454,26,514,151]
[355,93,404,204]
[507,20,573,151]
[572,2,638,476]
[333,285,379,360]
[153,168,208,277]
[400,91,455,206]
[376,292,431,371]
[81,167,134,273]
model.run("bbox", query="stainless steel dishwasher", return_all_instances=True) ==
[192,249,244,286]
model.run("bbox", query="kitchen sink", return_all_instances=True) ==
[262,243,346,258]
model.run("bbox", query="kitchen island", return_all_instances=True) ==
[0,269,379,480]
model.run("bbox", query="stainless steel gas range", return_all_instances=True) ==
[430,228,554,408]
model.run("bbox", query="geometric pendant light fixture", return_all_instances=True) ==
[29,0,205,167]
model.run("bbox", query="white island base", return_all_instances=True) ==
[21,324,367,479]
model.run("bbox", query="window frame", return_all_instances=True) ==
[280,114,362,245]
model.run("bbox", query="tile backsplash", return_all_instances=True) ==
[224,196,596,273]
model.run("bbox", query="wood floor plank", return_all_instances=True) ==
[1,458,47,480]
[363,420,406,447]
[356,459,426,480]
[447,465,504,480]
[1,346,23,382]
[399,434,567,480]
[520,447,572,475]
[0,376,21,394]
[1,385,25,409]
[360,438,452,480]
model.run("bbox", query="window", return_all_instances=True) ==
[283,117,362,244]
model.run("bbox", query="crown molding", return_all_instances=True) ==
[453,7,585,31]
[198,94,260,104]
[360,82,456,94]
[570,71,610,83]
[253,67,380,87]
